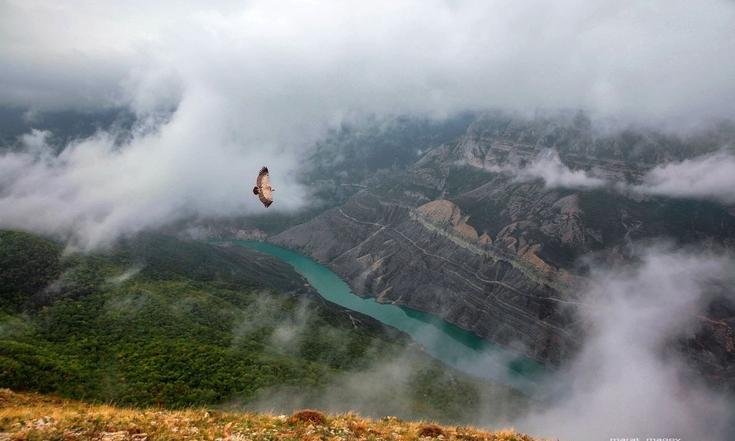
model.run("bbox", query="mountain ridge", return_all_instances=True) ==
[269,113,735,386]
[0,389,540,441]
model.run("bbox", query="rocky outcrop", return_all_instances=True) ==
[540,195,584,245]
[272,114,735,384]
[416,200,479,242]
[274,192,579,365]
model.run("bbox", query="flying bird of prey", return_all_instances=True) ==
[253,166,275,207]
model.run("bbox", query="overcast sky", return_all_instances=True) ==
[2,0,735,247]
[3,0,735,122]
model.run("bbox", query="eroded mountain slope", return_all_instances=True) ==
[273,114,735,386]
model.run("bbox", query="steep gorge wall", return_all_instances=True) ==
[273,192,579,365]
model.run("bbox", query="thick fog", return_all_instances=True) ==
[483,149,608,190]
[3,1,735,122]
[479,147,735,204]
[515,245,735,441]
[633,151,735,204]
[2,0,735,247]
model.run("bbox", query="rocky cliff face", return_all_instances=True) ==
[272,114,735,385]
[274,191,582,365]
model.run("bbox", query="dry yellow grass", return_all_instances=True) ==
[0,389,542,441]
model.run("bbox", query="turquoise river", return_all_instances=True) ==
[234,240,544,394]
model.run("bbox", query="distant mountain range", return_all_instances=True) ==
[259,112,735,390]
[2,108,734,411]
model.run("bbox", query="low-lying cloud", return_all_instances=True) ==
[478,147,735,205]
[515,245,735,441]
[1,0,735,247]
[0,112,306,250]
[632,150,735,204]
[476,148,607,189]
[3,1,735,124]
[516,150,606,190]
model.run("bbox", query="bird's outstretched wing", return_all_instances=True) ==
[255,166,273,207]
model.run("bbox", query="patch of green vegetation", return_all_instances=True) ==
[0,230,520,422]
[579,190,735,248]
[0,231,63,311]
[444,165,497,196]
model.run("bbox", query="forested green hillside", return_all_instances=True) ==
[0,231,524,423]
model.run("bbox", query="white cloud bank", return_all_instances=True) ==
[3,0,735,123]
[633,150,735,204]
[516,150,607,190]
[0,121,305,250]
[481,148,735,202]
[1,0,735,247]
[515,245,735,441]
[477,148,607,189]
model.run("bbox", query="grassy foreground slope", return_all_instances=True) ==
[0,389,538,441]
[0,230,526,423]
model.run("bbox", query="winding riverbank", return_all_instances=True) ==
[232,240,543,394]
